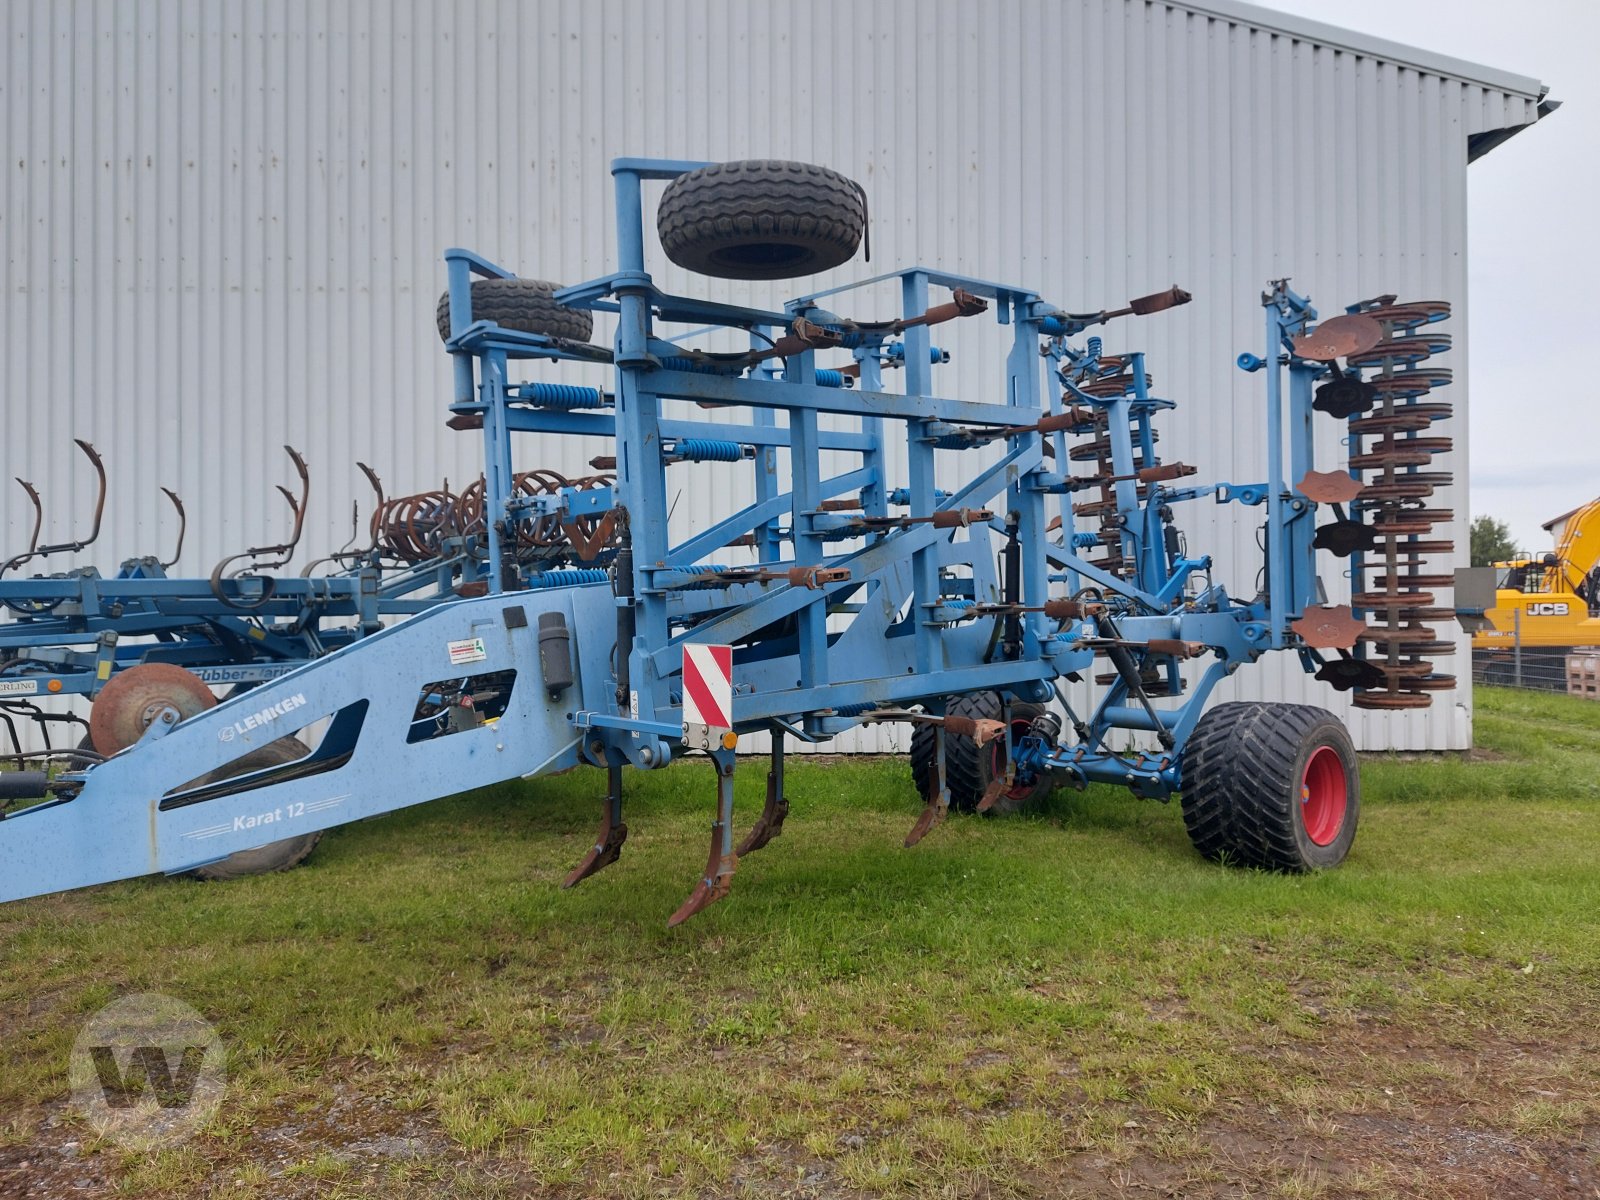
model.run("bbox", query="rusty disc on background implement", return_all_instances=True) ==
[1369,537,1455,555]
[1370,507,1455,526]
[1353,690,1435,710]
[1347,402,1454,434]
[1369,573,1455,589]
[1357,624,1440,647]
[1353,590,1435,609]
[1072,499,1118,518]
[1365,300,1451,329]
[1368,368,1454,398]
[1397,606,1457,622]
[1293,314,1384,361]
[1376,660,1437,680]
[1405,673,1458,691]
[1076,373,1153,398]
[1348,446,1437,471]
[1346,332,1452,369]
[90,663,217,755]
[1358,473,1454,502]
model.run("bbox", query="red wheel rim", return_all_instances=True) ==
[988,718,1038,799]
[1300,746,1348,846]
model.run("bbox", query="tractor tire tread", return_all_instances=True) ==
[658,160,865,281]
[1179,702,1356,872]
[434,277,593,343]
[910,693,1052,815]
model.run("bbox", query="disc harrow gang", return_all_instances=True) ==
[1326,295,1457,709]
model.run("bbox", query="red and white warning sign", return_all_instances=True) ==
[682,644,733,732]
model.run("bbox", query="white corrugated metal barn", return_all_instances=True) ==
[1,0,1551,751]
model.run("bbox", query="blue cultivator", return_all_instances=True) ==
[0,157,1455,920]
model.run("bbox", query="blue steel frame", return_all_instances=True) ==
[0,160,1351,908]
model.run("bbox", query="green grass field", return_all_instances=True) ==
[2,686,1598,1198]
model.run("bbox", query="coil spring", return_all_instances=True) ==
[669,439,743,463]
[513,382,607,409]
[528,568,608,588]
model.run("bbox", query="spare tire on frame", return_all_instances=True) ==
[657,159,867,281]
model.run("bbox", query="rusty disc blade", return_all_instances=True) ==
[1346,332,1452,369]
[1369,573,1456,589]
[1353,690,1434,710]
[1365,300,1452,329]
[1297,470,1366,504]
[90,662,216,755]
[1292,605,1367,650]
[1369,537,1455,555]
[1293,314,1384,361]
[1353,590,1436,609]
[1347,402,1454,434]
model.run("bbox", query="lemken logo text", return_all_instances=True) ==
[220,693,308,742]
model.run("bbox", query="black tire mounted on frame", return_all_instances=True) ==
[657,160,867,281]
[910,693,1055,816]
[434,278,594,343]
[188,737,322,881]
[1179,702,1359,871]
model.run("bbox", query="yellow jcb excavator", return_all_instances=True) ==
[1472,497,1600,685]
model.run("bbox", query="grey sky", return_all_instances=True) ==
[1257,0,1596,554]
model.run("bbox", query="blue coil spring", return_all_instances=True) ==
[528,568,608,588]
[669,564,732,589]
[941,598,975,610]
[832,701,874,717]
[659,356,735,375]
[1087,336,1103,359]
[670,439,743,463]
[813,369,844,389]
[516,382,607,409]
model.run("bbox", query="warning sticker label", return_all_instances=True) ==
[448,637,488,666]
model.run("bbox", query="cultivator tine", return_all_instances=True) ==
[159,487,186,567]
[735,743,788,855]
[667,757,738,927]
[3,440,107,573]
[562,762,629,888]
[210,445,312,587]
[74,439,108,551]
[905,726,951,847]
[4,479,43,572]
[356,462,386,554]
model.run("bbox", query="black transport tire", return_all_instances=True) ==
[434,277,593,343]
[1179,702,1358,872]
[657,160,866,281]
[189,737,322,881]
[910,694,1054,816]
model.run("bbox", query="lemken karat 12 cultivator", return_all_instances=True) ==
[0,157,1457,922]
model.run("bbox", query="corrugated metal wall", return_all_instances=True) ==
[1,0,1541,751]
